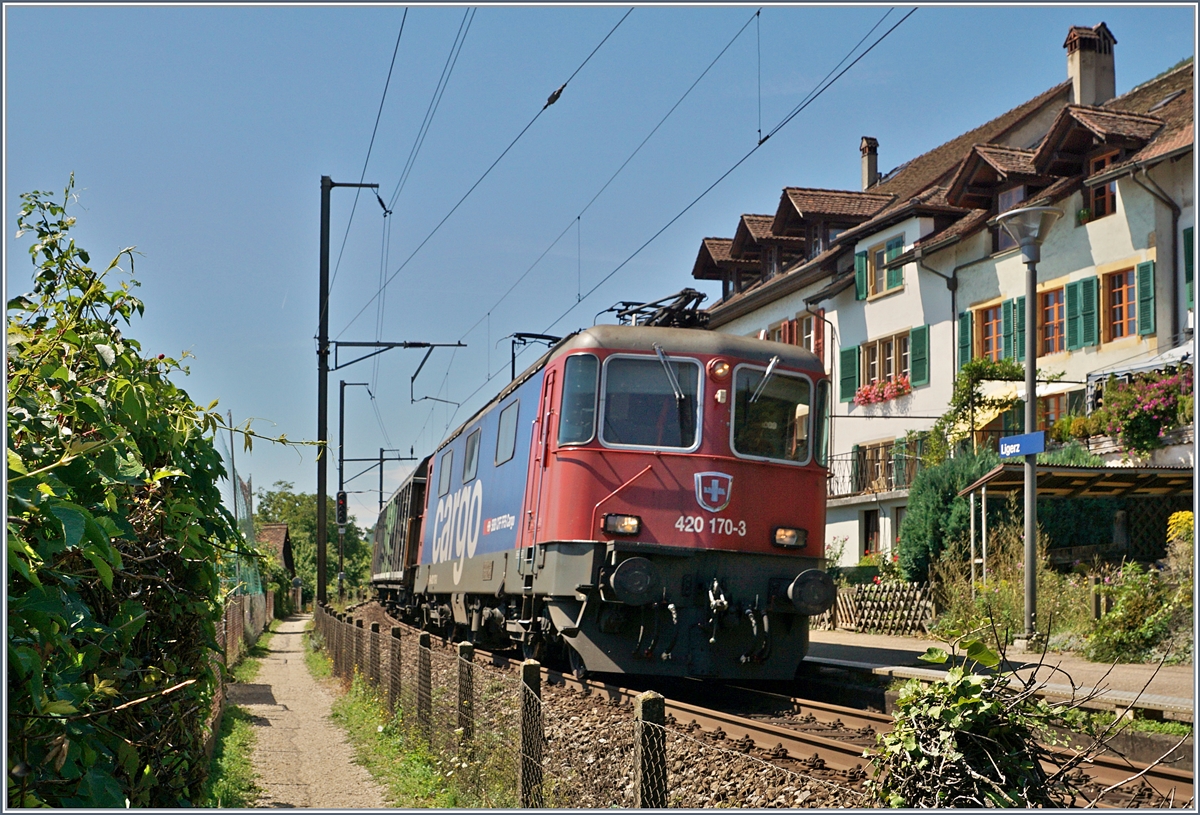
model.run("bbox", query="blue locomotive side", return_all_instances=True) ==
[419,370,543,578]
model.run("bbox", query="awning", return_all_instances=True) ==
[1015,381,1082,401]
[958,463,1194,499]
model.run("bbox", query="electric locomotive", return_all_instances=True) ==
[372,323,835,680]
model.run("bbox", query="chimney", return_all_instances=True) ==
[1065,23,1116,106]
[861,136,879,190]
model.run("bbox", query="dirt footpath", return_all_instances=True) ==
[226,614,387,808]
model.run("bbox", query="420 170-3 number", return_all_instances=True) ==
[675,516,746,536]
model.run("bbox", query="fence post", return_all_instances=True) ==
[457,641,474,746]
[389,627,403,714]
[370,623,381,686]
[518,659,543,808]
[354,618,364,678]
[417,632,432,741]
[633,691,667,808]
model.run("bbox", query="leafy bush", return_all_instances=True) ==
[7,179,248,806]
[897,448,998,581]
[868,637,1067,807]
[1083,562,1174,663]
[1099,366,1193,456]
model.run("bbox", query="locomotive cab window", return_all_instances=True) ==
[558,354,599,445]
[437,449,454,496]
[601,355,701,449]
[732,365,812,464]
[495,400,519,466]
[462,428,481,483]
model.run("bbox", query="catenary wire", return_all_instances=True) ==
[326,12,408,303]
[337,7,634,341]
[452,7,759,346]
[539,7,916,336]
[410,8,913,455]
[388,7,476,211]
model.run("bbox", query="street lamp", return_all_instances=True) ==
[992,205,1062,645]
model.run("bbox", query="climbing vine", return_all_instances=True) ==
[6,178,253,806]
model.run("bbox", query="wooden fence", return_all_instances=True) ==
[812,582,934,636]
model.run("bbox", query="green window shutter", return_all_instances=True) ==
[1080,276,1099,346]
[1014,295,1026,362]
[1184,227,1194,309]
[892,437,907,489]
[957,311,973,371]
[851,444,862,492]
[909,324,929,387]
[1067,389,1084,416]
[885,236,904,289]
[1002,299,1014,360]
[1065,280,1082,350]
[839,345,859,402]
[854,252,868,300]
[1136,260,1156,336]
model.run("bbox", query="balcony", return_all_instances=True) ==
[827,443,926,498]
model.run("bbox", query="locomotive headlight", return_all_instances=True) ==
[772,527,807,549]
[603,514,641,536]
[708,359,731,380]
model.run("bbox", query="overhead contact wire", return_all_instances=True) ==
[338,7,634,340]
[541,7,916,335]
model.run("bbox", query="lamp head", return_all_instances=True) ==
[991,206,1063,264]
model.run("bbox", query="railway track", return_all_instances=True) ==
[359,606,1193,807]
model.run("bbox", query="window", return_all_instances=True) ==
[1090,151,1118,218]
[601,356,701,449]
[437,450,454,497]
[557,354,598,444]
[462,429,481,483]
[1107,269,1137,338]
[980,305,1003,361]
[732,366,811,463]
[813,380,831,467]
[863,509,880,557]
[996,185,1027,251]
[1040,394,1067,431]
[1041,288,1065,354]
[855,234,904,299]
[799,314,815,351]
[861,333,910,385]
[495,401,519,465]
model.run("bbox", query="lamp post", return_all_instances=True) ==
[993,205,1062,644]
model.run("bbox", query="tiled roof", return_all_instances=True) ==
[1102,62,1194,173]
[741,214,776,241]
[692,237,756,281]
[1024,175,1084,207]
[974,145,1038,176]
[258,523,290,561]
[782,188,894,219]
[703,238,735,263]
[870,81,1072,204]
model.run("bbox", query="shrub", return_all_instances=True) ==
[7,179,248,806]
[1069,415,1091,440]
[1083,562,1174,663]
[897,448,998,581]
[1099,366,1193,456]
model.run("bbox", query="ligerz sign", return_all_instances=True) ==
[998,431,1045,458]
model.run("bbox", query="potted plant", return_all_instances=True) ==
[1076,207,1091,225]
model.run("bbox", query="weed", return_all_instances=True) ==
[199,706,260,807]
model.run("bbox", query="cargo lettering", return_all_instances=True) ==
[432,480,484,585]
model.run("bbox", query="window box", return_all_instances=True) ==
[853,374,912,406]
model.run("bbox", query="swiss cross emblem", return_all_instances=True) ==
[694,472,733,513]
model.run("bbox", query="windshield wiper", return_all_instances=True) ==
[749,355,781,404]
[653,344,685,402]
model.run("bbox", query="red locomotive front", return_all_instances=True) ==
[519,325,833,679]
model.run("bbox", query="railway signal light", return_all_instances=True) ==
[336,491,348,525]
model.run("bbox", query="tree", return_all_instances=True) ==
[254,481,372,602]
[7,178,252,806]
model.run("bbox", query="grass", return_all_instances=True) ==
[200,618,282,806]
[200,704,261,806]
[1061,707,1194,740]
[302,627,517,807]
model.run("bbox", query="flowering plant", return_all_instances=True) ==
[1099,364,1193,456]
[854,374,912,406]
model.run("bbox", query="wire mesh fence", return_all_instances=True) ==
[311,605,863,808]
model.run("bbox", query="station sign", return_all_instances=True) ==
[998,431,1045,459]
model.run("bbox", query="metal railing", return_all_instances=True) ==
[826,448,925,498]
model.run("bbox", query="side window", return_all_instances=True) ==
[558,354,599,445]
[437,449,454,497]
[495,400,519,466]
[462,428,481,483]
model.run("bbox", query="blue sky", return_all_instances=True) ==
[5,4,1194,526]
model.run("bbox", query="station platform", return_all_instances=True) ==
[805,629,1195,719]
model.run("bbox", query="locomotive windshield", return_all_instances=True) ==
[558,354,599,444]
[601,356,700,449]
[732,366,812,463]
